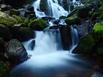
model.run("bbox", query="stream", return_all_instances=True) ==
[10,0,103,77]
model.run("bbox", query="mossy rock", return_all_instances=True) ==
[0,11,17,26]
[29,19,47,30]
[92,23,103,41]
[76,34,95,55]
[65,16,80,25]
[12,15,25,24]
[93,23,103,32]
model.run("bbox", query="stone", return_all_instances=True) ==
[59,25,72,50]
[9,26,35,42]
[29,19,47,31]
[6,39,28,64]
[0,24,12,41]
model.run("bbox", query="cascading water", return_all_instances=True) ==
[10,0,103,77]
[33,0,46,18]
[47,0,68,19]
[33,0,83,19]
[33,0,68,19]
[24,0,81,55]
[70,25,79,53]
[23,29,63,56]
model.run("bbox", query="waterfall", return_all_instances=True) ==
[23,29,63,56]
[23,0,80,55]
[33,0,83,19]
[23,26,79,55]
[70,25,79,53]
[33,0,46,18]
[47,0,68,19]
[33,0,68,19]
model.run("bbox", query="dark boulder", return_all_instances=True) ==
[24,5,36,17]
[18,5,36,18]
[77,7,91,19]
[6,39,28,64]
[0,24,12,41]
[59,25,72,50]
[9,25,35,42]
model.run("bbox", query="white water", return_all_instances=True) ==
[33,0,46,18]
[33,0,83,19]
[47,0,68,19]
[33,0,68,19]
[70,26,79,53]
[23,26,79,56]
[23,29,65,56]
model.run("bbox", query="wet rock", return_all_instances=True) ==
[6,39,28,64]
[59,25,72,50]
[18,5,36,18]
[30,39,35,50]
[40,0,48,15]
[77,19,92,37]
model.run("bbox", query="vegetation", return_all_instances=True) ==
[29,19,47,30]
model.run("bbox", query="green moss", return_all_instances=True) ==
[0,17,17,26]
[77,34,95,54]
[12,15,25,24]
[0,11,17,26]
[93,23,103,32]
[29,19,47,30]
[65,16,80,25]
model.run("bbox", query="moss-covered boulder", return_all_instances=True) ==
[65,16,81,25]
[76,22,103,58]
[0,11,17,26]
[92,23,103,41]
[29,19,47,31]
[76,34,95,55]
